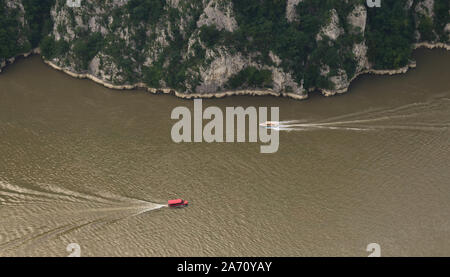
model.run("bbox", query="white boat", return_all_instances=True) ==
[259,121,279,128]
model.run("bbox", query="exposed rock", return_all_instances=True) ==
[414,0,437,42]
[111,0,128,7]
[286,0,302,23]
[406,0,414,9]
[270,67,305,95]
[316,9,343,41]
[347,5,367,33]
[196,47,305,96]
[269,51,281,66]
[347,5,369,72]
[197,0,238,32]
[51,3,76,41]
[353,42,370,71]
[415,0,435,18]
[88,11,109,35]
[0,60,6,73]
[1,0,449,100]
[88,53,122,83]
[5,0,26,26]
[167,0,180,8]
[329,69,349,93]
[196,48,246,93]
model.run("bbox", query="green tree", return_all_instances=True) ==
[22,0,54,47]
[365,0,414,69]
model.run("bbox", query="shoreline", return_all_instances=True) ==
[2,42,449,100]
[320,60,418,96]
[42,59,308,100]
[0,48,40,73]
[320,42,450,97]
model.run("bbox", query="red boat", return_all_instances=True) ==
[168,199,188,207]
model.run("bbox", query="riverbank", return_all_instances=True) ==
[320,42,450,97]
[0,48,40,73]
[320,60,418,97]
[1,42,449,100]
[42,59,308,100]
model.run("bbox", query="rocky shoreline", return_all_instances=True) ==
[320,43,449,97]
[1,43,449,100]
[320,60,418,97]
[43,59,308,100]
[0,48,40,73]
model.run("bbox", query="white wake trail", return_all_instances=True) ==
[276,96,450,132]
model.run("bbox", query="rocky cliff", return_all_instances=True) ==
[1,0,449,99]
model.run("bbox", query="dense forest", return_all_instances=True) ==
[0,0,29,60]
[0,0,54,61]
[1,0,448,95]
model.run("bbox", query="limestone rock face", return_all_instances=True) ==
[1,0,449,99]
[88,53,123,83]
[197,0,238,32]
[196,48,246,93]
[347,5,369,72]
[353,42,370,72]
[415,0,435,18]
[286,0,302,23]
[329,69,349,93]
[316,9,344,41]
[347,4,367,34]
[413,0,440,42]
[5,0,26,26]
[270,67,306,96]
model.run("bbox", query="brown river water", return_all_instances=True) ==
[0,49,449,256]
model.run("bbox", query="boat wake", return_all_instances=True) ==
[0,180,165,254]
[271,96,450,132]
